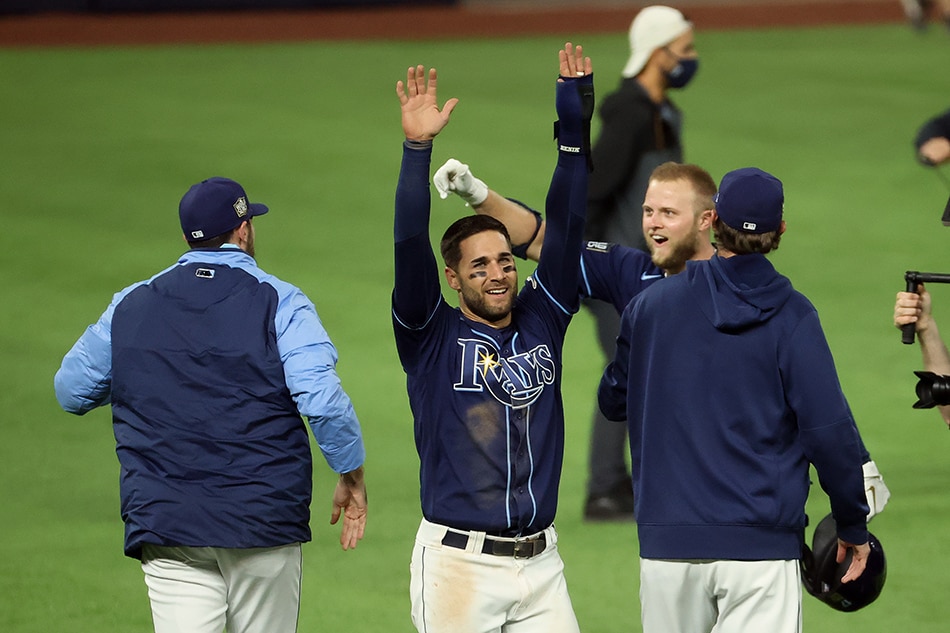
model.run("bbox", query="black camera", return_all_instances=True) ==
[913,371,950,408]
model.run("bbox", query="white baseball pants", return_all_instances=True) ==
[639,557,802,633]
[410,518,580,633]
[141,543,302,633]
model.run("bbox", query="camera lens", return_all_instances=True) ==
[913,371,950,408]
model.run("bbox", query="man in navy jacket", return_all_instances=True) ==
[55,176,367,633]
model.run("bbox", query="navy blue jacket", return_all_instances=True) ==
[55,247,364,559]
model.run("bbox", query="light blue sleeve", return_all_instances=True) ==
[54,297,119,414]
[274,283,365,474]
[54,273,167,415]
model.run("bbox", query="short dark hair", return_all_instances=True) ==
[440,215,512,270]
[712,217,782,254]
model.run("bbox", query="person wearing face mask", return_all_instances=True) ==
[581,4,700,522]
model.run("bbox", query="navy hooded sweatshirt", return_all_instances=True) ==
[598,253,869,560]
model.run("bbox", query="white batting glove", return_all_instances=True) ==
[433,158,489,206]
[863,460,890,522]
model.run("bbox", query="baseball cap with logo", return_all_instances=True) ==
[714,167,784,234]
[622,5,693,78]
[179,177,269,242]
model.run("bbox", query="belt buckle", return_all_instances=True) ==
[512,539,531,559]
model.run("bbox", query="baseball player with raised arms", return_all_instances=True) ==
[433,159,892,522]
[392,43,592,632]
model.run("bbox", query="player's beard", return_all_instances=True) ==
[650,231,701,274]
[459,284,514,325]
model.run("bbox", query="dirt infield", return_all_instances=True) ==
[0,1,905,47]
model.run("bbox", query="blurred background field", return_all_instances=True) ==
[1,10,949,633]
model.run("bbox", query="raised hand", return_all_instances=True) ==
[554,42,594,162]
[396,65,459,142]
[558,42,592,80]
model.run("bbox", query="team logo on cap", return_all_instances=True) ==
[233,196,248,217]
[742,221,757,231]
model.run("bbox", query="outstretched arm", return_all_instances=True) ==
[536,42,594,312]
[393,66,458,328]
[433,158,547,261]
[476,192,547,261]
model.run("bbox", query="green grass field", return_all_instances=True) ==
[2,21,950,632]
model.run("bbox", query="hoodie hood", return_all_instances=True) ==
[687,253,793,332]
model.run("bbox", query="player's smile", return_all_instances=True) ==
[479,277,514,306]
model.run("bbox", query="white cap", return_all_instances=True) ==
[621,5,693,78]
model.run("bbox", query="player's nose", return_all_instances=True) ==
[487,261,506,280]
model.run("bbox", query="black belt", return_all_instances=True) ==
[441,529,547,559]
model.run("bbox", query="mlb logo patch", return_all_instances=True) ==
[742,221,757,231]
[233,196,248,217]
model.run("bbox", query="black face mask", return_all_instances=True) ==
[666,57,699,89]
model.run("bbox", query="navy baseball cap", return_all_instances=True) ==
[179,177,269,242]
[714,167,784,234]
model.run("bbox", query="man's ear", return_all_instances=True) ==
[698,208,714,230]
[444,266,461,291]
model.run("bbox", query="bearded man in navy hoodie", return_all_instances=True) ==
[598,167,871,633]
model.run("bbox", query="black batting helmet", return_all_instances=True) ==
[801,513,886,612]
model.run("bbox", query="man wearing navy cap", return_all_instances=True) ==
[598,167,872,632]
[55,177,368,633]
